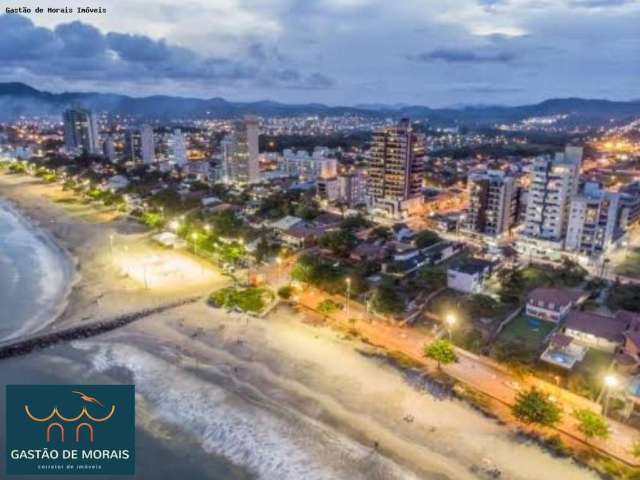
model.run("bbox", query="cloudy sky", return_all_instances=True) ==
[1,0,639,106]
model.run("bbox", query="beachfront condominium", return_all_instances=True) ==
[366,119,425,219]
[565,181,623,257]
[124,125,155,164]
[518,146,582,255]
[63,107,99,155]
[463,169,517,237]
[222,116,260,184]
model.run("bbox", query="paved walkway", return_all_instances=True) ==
[297,287,640,466]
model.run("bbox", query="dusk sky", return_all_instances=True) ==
[1,0,639,107]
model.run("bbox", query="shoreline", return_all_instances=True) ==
[0,172,605,479]
[0,197,78,341]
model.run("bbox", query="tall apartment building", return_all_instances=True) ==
[316,157,339,202]
[519,146,582,253]
[102,134,116,163]
[223,116,260,184]
[565,182,622,257]
[338,170,366,207]
[366,119,425,219]
[464,170,517,236]
[63,108,99,155]
[168,129,187,167]
[124,125,155,164]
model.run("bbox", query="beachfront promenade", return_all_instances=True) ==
[295,286,640,466]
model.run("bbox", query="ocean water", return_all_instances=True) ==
[0,348,256,480]
[0,202,257,479]
[0,200,74,341]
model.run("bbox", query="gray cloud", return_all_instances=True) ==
[0,14,334,92]
[410,48,517,64]
[0,0,639,106]
[569,0,634,7]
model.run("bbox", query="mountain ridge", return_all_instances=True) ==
[1,82,639,126]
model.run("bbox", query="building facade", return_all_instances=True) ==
[124,125,155,164]
[63,108,99,155]
[464,169,517,237]
[366,119,425,219]
[223,116,260,184]
[519,146,582,253]
[565,182,622,257]
[168,128,188,167]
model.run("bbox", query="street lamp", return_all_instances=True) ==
[276,256,283,282]
[445,313,456,340]
[597,373,619,415]
[191,232,198,255]
[204,224,211,235]
[345,277,352,319]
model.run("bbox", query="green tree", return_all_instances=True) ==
[291,256,316,285]
[465,294,500,318]
[573,409,609,441]
[512,388,561,428]
[371,285,404,315]
[318,229,357,257]
[630,439,640,458]
[414,229,441,249]
[416,266,446,291]
[498,267,525,304]
[254,236,271,264]
[423,339,458,369]
[209,286,271,313]
[317,299,342,314]
[340,215,370,232]
[558,257,587,287]
[277,286,293,300]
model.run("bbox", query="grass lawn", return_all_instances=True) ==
[614,248,640,278]
[497,314,556,352]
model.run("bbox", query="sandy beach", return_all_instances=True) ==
[0,172,601,479]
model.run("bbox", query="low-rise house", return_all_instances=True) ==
[447,257,494,294]
[312,212,343,229]
[104,175,130,192]
[392,223,415,242]
[270,215,304,233]
[562,311,627,353]
[618,311,640,367]
[350,241,387,263]
[281,222,323,248]
[201,196,222,209]
[421,241,463,264]
[526,288,584,323]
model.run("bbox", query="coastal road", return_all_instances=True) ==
[296,286,640,466]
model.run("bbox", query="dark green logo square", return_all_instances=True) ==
[6,385,135,475]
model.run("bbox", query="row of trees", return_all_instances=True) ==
[422,339,615,449]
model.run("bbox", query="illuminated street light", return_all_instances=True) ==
[445,313,456,339]
[191,232,198,254]
[275,256,283,282]
[604,374,619,388]
[597,373,620,416]
[169,220,180,232]
[345,277,352,319]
